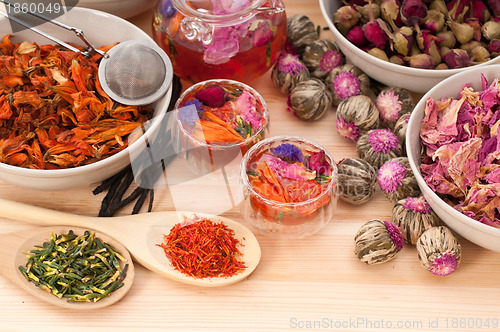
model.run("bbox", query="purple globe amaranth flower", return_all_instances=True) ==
[384,220,405,251]
[319,50,344,73]
[271,143,303,163]
[333,72,361,100]
[403,196,432,214]
[376,90,403,123]
[336,117,360,142]
[429,251,460,276]
[367,128,400,154]
[378,159,407,193]
[307,151,332,176]
[277,53,308,75]
[195,85,227,108]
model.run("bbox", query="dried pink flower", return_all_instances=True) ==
[236,91,263,130]
[277,53,308,75]
[319,50,344,73]
[336,117,360,142]
[383,220,404,251]
[195,85,226,108]
[376,90,403,123]
[251,21,275,47]
[367,128,399,154]
[402,196,432,214]
[378,159,407,193]
[262,154,315,181]
[428,252,460,276]
[332,72,361,100]
[307,151,332,176]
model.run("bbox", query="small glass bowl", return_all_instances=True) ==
[240,136,338,239]
[172,79,270,176]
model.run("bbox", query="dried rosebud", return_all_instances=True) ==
[447,0,469,22]
[423,9,445,34]
[356,3,381,24]
[460,40,481,53]
[195,85,226,108]
[392,26,415,56]
[390,54,406,65]
[334,6,362,35]
[482,21,500,41]
[416,226,461,276]
[405,53,435,68]
[465,18,484,42]
[378,157,421,203]
[354,219,404,265]
[380,0,403,27]
[367,47,389,61]
[447,20,474,45]
[302,40,345,79]
[271,53,310,94]
[489,39,500,54]
[346,26,369,48]
[429,0,448,15]
[470,0,491,23]
[400,0,428,27]
[470,45,490,62]
[436,30,456,48]
[356,128,402,169]
[440,45,451,56]
[425,39,442,64]
[435,62,449,69]
[308,151,332,175]
[337,157,378,205]
[363,20,389,49]
[376,87,414,129]
[336,95,379,142]
[393,196,441,245]
[487,0,500,16]
[443,48,473,68]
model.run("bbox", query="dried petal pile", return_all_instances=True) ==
[0,35,153,169]
[420,74,500,227]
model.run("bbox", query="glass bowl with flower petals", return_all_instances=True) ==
[172,79,270,178]
[240,136,338,239]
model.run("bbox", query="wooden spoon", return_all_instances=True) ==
[0,198,261,287]
[0,225,134,309]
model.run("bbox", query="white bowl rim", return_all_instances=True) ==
[0,7,172,178]
[318,0,500,78]
[406,64,500,235]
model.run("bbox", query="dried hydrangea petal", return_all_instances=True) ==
[354,219,404,265]
[393,196,440,244]
[416,226,461,276]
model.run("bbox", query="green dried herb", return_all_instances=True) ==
[19,230,128,302]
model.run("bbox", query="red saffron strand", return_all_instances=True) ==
[157,216,247,278]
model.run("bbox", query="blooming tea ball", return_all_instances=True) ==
[356,128,402,169]
[416,226,461,276]
[286,14,319,54]
[301,39,345,79]
[288,78,333,121]
[271,53,310,95]
[394,113,410,156]
[336,95,379,142]
[375,87,414,129]
[337,157,377,205]
[324,64,371,106]
[354,219,404,265]
[392,196,441,245]
[377,157,420,203]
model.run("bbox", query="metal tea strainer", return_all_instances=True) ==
[0,0,173,106]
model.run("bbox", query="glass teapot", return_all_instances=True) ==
[152,0,287,84]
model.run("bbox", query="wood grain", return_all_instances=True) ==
[0,1,499,331]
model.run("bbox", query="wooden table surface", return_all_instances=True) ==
[1,1,500,331]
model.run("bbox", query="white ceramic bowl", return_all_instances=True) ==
[407,65,500,252]
[0,8,172,190]
[319,0,500,93]
[76,0,156,19]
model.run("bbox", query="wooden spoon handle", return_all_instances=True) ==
[0,197,100,228]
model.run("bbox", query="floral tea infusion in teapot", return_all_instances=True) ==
[152,0,287,83]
